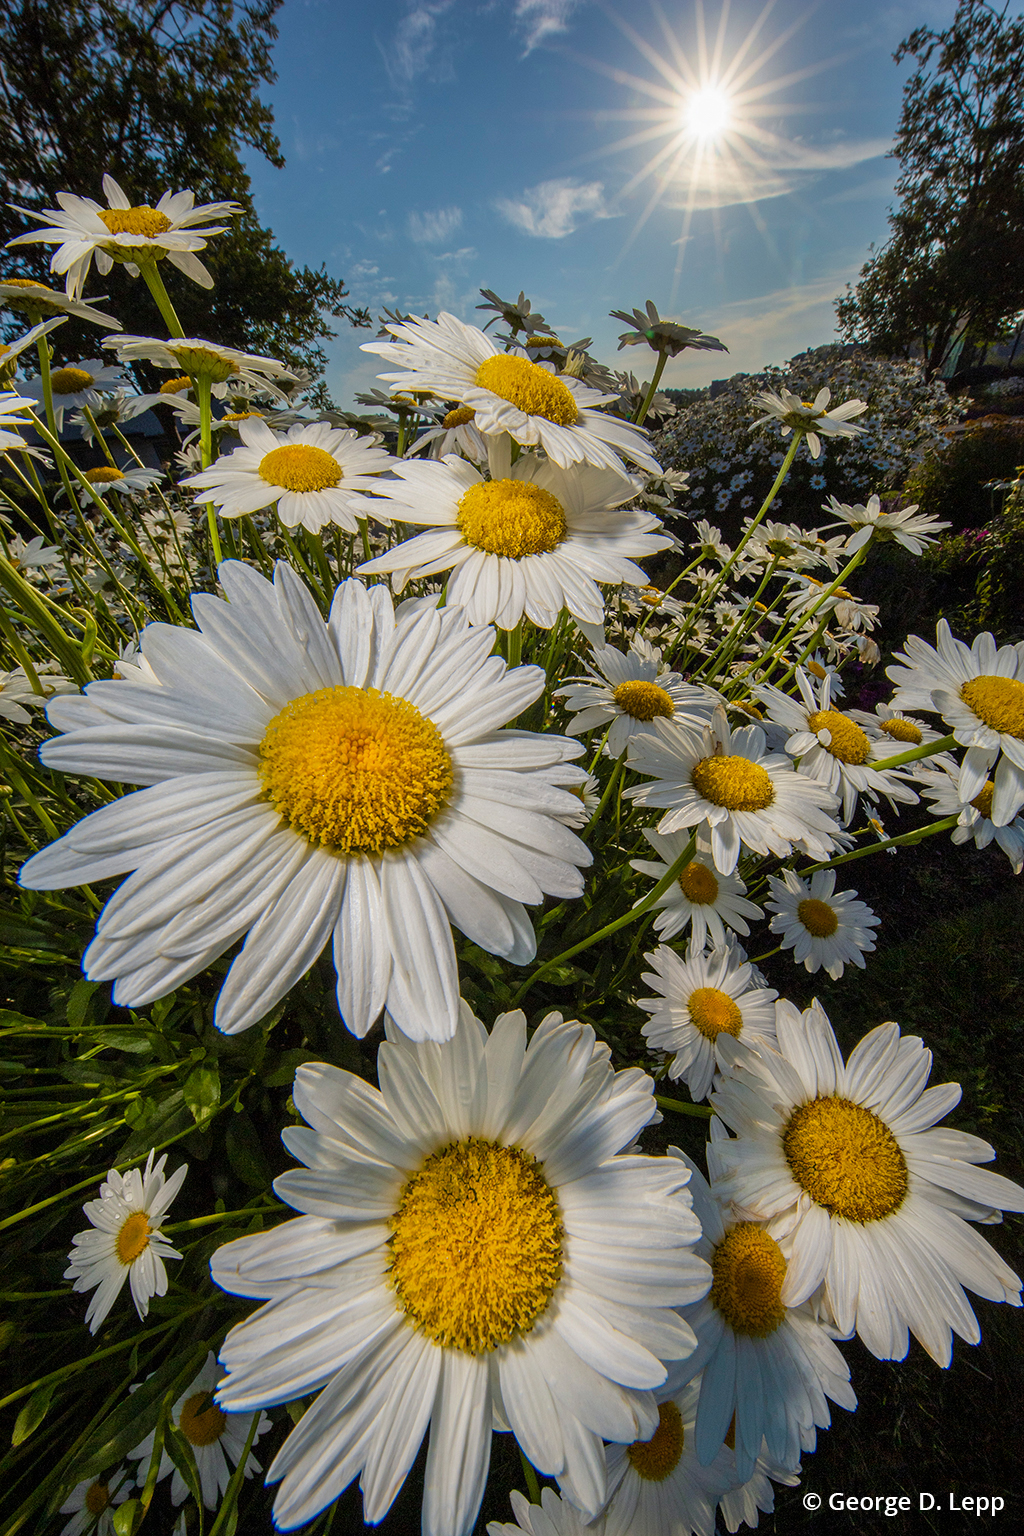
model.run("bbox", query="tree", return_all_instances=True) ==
[0,1,369,383]
[835,0,1024,377]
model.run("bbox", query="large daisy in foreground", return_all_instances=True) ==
[710,1001,1024,1365]
[362,311,662,475]
[212,1008,710,1534]
[21,565,590,1042]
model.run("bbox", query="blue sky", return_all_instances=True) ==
[243,0,959,408]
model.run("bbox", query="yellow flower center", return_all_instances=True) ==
[971,780,996,819]
[50,366,95,395]
[98,206,173,239]
[179,1391,228,1447]
[84,466,125,484]
[732,698,764,720]
[711,1223,787,1337]
[879,716,923,744]
[613,679,674,721]
[783,1096,908,1222]
[456,479,567,558]
[389,1138,562,1355]
[4,277,49,290]
[115,1210,151,1265]
[474,354,579,426]
[806,709,870,765]
[807,659,828,681]
[626,1399,685,1482]
[84,1482,111,1516]
[258,444,344,494]
[257,685,453,854]
[691,754,775,811]
[169,345,235,382]
[159,375,192,395]
[960,675,1024,740]
[797,897,839,937]
[443,405,476,428]
[639,586,663,607]
[223,410,263,421]
[678,859,719,905]
[686,986,743,1041]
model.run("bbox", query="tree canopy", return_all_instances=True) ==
[0,0,369,381]
[835,0,1024,376]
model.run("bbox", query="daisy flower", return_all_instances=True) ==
[59,1473,130,1535]
[212,1007,710,1534]
[362,311,662,475]
[887,620,1024,826]
[410,403,491,465]
[765,868,880,979]
[0,277,121,329]
[749,387,867,460]
[624,705,842,876]
[754,668,918,825]
[638,943,778,1103]
[76,464,165,499]
[21,565,591,1042]
[8,174,239,297]
[488,1487,601,1536]
[717,1441,804,1532]
[20,358,129,430]
[182,421,395,535]
[356,445,670,630]
[670,1150,856,1480]
[629,828,763,949]
[710,1001,1024,1366]
[823,493,950,555]
[103,334,295,398]
[555,638,720,757]
[64,1149,187,1333]
[127,1351,269,1508]
[846,700,942,758]
[916,757,1024,875]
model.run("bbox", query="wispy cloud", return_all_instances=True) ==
[663,136,892,212]
[384,0,456,88]
[408,205,464,244]
[495,178,614,238]
[513,0,582,52]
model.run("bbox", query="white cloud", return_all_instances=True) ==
[407,205,463,244]
[495,178,614,238]
[661,136,892,212]
[385,0,456,87]
[514,0,581,52]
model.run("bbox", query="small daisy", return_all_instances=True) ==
[127,1351,270,1508]
[710,1001,1024,1365]
[629,828,763,949]
[846,700,942,758]
[750,387,867,460]
[410,403,491,464]
[21,358,129,429]
[550,770,600,828]
[638,943,778,1102]
[21,566,591,1043]
[362,311,662,475]
[625,705,842,876]
[765,868,880,979]
[5,533,62,571]
[487,1487,600,1536]
[76,464,165,499]
[0,277,121,329]
[555,638,720,757]
[887,619,1024,826]
[103,334,295,398]
[212,1007,709,1534]
[669,1152,855,1481]
[64,1148,187,1333]
[823,493,950,555]
[755,668,918,825]
[916,757,1024,875]
[356,445,670,631]
[182,421,395,535]
[8,174,239,297]
[59,1473,130,1535]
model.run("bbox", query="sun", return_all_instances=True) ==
[684,85,732,138]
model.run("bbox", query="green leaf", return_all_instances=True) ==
[67,978,104,1030]
[12,1379,56,1446]
[118,1090,193,1160]
[166,1425,205,1529]
[226,1111,272,1190]
[112,1499,140,1536]
[98,1029,155,1055]
[183,1063,220,1127]
[262,1048,322,1088]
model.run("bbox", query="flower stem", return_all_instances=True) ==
[656,1094,713,1119]
[140,260,186,338]
[633,350,669,427]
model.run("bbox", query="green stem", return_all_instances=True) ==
[505,619,523,669]
[585,749,626,832]
[140,260,186,338]
[656,1094,713,1119]
[0,549,91,686]
[869,732,956,769]
[303,528,336,597]
[519,1448,542,1504]
[633,350,669,427]
[80,404,118,466]
[801,813,960,873]
[208,1404,263,1536]
[195,373,223,567]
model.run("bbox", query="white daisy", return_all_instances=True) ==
[182,421,395,535]
[765,868,880,980]
[823,494,950,555]
[550,770,600,828]
[212,1007,710,1534]
[64,1149,187,1333]
[670,1150,856,1480]
[5,533,62,571]
[710,1001,1024,1365]
[127,1351,269,1508]
[638,943,778,1103]
[103,334,295,398]
[0,277,121,329]
[846,700,942,759]
[21,566,591,1042]
[58,1474,130,1535]
[488,1487,601,1536]
[555,639,720,757]
[410,403,491,465]
[916,757,1024,875]
[356,445,669,631]
[76,464,165,499]
[20,358,129,430]
[749,387,867,461]
[362,311,662,475]
[754,668,919,825]
[887,619,1024,826]
[625,705,842,876]
[629,828,763,949]
[717,1442,804,1532]
[8,174,239,297]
